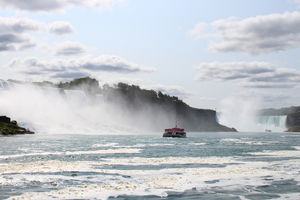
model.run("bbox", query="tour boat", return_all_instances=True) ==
[163,124,186,138]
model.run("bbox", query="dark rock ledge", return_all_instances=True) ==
[0,116,34,135]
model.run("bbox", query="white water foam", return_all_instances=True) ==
[2,161,284,200]
[0,148,141,160]
[2,152,300,200]
[92,143,119,148]
[220,138,276,145]
[250,150,300,157]
[188,142,206,146]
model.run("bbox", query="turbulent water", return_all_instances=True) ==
[1,132,300,200]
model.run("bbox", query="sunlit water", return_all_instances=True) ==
[1,132,300,200]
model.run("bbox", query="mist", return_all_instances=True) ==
[218,96,287,132]
[0,82,176,134]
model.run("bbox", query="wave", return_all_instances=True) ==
[3,158,298,200]
[0,148,141,160]
[249,150,300,157]
[1,150,300,200]
[220,138,279,145]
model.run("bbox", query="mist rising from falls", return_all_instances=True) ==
[0,81,177,134]
[0,83,134,134]
[218,96,287,132]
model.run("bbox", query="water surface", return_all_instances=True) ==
[0,132,300,199]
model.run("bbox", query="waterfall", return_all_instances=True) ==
[217,110,287,132]
[0,83,150,134]
[256,115,287,132]
[0,79,9,89]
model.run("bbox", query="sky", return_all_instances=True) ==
[1,0,300,109]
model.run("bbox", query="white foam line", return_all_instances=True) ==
[188,142,206,146]
[0,148,141,160]
[147,144,175,147]
[100,156,238,166]
[0,152,62,159]
[0,157,239,175]
[116,144,175,148]
[250,149,300,157]
[64,148,141,155]
[220,138,277,145]
[7,184,169,200]
[293,146,300,150]
[92,143,119,148]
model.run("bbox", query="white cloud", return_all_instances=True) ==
[0,17,76,52]
[196,62,275,81]
[0,0,119,12]
[189,22,208,39]
[195,61,300,88]
[0,17,74,36]
[7,55,155,80]
[0,17,45,33]
[0,17,46,52]
[191,12,300,55]
[49,21,73,35]
[55,41,87,56]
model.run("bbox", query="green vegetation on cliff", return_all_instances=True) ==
[0,116,34,135]
[287,126,300,132]
[57,77,236,132]
[58,77,100,94]
[4,77,236,132]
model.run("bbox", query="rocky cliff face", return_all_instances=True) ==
[102,82,236,132]
[177,107,236,132]
[1,77,237,133]
[0,116,34,135]
[286,112,300,128]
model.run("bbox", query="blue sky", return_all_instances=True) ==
[1,0,300,109]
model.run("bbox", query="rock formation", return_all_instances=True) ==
[286,112,300,132]
[0,116,34,135]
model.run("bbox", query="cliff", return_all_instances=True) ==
[0,116,34,135]
[286,112,300,132]
[59,78,236,132]
[177,106,236,132]
[2,77,236,132]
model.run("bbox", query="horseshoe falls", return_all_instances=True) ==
[257,115,287,132]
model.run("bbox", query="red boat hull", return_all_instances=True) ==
[163,131,186,138]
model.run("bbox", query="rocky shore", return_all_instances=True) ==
[0,116,34,135]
